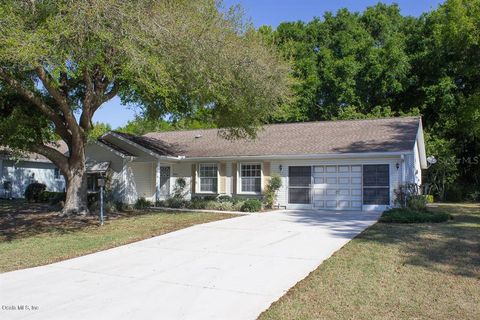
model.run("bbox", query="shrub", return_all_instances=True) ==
[394,183,419,208]
[25,183,47,202]
[155,200,166,207]
[173,178,187,199]
[188,198,207,209]
[104,201,118,213]
[166,197,187,208]
[231,196,244,205]
[407,195,427,211]
[217,195,232,203]
[40,191,66,205]
[424,195,434,204]
[379,208,451,223]
[264,174,282,208]
[114,201,127,212]
[87,193,99,206]
[240,199,262,212]
[134,197,153,209]
[466,190,480,202]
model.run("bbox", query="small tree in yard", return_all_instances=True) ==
[0,0,290,215]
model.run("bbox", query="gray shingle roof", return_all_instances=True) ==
[138,117,421,158]
[97,138,136,157]
[0,141,69,162]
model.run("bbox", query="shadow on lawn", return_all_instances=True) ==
[0,200,94,242]
[0,200,154,242]
[285,205,479,279]
[359,207,480,279]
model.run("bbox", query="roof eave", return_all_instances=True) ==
[93,140,136,160]
[182,151,412,161]
[103,132,182,161]
[416,119,428,169]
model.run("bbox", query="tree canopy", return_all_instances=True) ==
[0,0,290,214]
[259,0,480,200]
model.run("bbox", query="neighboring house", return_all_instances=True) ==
[0,149,66,199]
[0,117,427,211]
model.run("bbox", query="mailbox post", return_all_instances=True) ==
[97,176,105,226]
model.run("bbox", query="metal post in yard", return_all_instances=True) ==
[97,176,105,226]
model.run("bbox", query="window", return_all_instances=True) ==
[240,164,261,193]
[199,164,218,193]
[54,168,61,179]
[87,173,100,192]
[363,165,389,205]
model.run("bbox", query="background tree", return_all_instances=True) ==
[0,0,290,215]
[88,122,112,141]
[261,0,480,201]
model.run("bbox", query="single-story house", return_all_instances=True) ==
[0,149,66,199]
[1,117,427,211]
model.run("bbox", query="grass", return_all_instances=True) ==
[0,200,235,273]
[260,204,480,320]
[379,207,451,223]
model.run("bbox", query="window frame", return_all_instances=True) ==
[87,173,100,192]
[197,163,219,194]
[362,164,390,205]
[53,168,61,180]
[238,162,263,195]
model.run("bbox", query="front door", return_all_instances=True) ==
[160,166,171,198]
[288,166,312,206]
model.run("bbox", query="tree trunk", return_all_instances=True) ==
[62,148,89,216]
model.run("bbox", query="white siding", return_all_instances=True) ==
[171,162,192,200]
[414,141,422,185]
[126,162,156,203]
[270,157,403,210]
[1,160,65,198]
[86,143,127,202]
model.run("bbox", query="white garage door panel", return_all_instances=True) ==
[313,165,362,210]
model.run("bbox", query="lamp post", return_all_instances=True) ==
[97,176,105,226]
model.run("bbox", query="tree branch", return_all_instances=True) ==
[0,68,72,142]
[35,66,80,136]
[31,143,69,175]
[80,69,95,131]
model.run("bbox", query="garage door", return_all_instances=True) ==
[312,165,362,210]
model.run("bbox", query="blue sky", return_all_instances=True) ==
[93,0,445,129]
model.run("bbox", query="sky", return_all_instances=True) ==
[93,0,445,129]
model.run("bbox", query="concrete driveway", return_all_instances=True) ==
[0,210,380,320]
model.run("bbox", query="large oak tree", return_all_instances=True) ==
[0,0,290,215]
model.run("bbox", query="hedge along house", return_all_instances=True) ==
[88,117,426,211]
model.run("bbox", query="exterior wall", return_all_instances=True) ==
[0,160,65,198]
[86,143,127,202]
[125,162,156,203]
[171,162,192,200]
[270,157,403,211]
[117,154,418,210]
[414,141,422,185]
[189,160,267,199]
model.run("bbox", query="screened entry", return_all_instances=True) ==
[288,166,312,204]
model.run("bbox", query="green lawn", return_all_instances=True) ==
[0,200,235,273]
[260,204,480,320]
